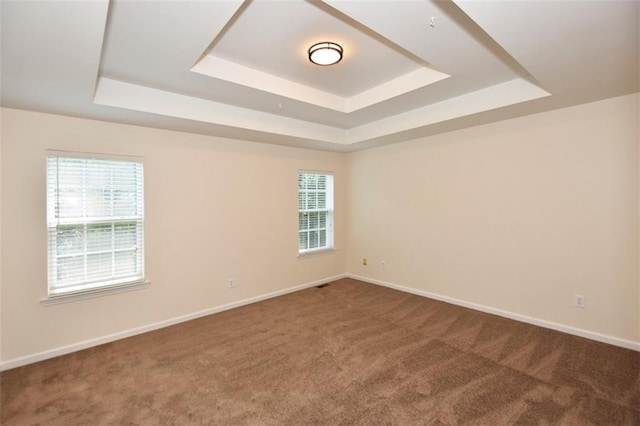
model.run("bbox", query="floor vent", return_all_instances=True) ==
[316,284,330,289]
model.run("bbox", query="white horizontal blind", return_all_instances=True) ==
[298,172,333,253]
[47,152,144,296]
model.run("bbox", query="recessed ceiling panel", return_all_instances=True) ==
[209,0,424,97]
[2,0,636,152]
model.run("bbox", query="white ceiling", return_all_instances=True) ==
[1,0,638,152]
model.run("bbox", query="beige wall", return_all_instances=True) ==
[347,94,639,343]
[0,108,346,362]
[1,93,639,365]
[0,107,3,360]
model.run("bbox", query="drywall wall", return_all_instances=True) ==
[0,108,346,363]
[347,93,640,344]
[0,107,3,361]
[2,93,638,366]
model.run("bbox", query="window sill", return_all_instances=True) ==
[41,281,150,306]
[297,247,337,258]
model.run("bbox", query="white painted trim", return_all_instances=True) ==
[41,281,150,306]
[94,77,549,147]
[0,274,347,371]
[347,273,640,352]
[94,78,347,145]
[191,56,449,114]
[297,247,337,258]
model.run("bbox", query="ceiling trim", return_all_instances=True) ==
[192,55,450,114]
[348,78,551,143]
[2,0,636,153]
[93,77,348,144]
[94,76,549,146]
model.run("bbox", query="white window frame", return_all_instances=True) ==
[298,171,334,255]
[45,151,146,302]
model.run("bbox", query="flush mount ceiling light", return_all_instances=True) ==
[308,42,343,66]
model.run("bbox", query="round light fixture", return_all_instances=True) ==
[308,42,343,66]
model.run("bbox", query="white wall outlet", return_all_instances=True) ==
[574,294,585,308]
[228,279,235,289]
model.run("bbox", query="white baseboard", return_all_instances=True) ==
[4,272,635,370]
[347,273,640,352]
[0,274,347,371]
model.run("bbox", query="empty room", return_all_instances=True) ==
[1,0,639,424]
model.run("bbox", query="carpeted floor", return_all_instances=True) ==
[1,278,639,425]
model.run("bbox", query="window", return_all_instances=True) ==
[46,151,144,297]
[298,171,334,254]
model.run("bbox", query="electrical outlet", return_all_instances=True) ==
[228,279,235,289]
[574,294,585,308]
[381,260,386,270]
[363,258,367,266]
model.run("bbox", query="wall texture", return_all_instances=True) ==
[0,108,346,363]
[1,93,638,366]
[346,94,639,344]
[0,107,3,360]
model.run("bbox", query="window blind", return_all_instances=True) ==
[46,152,144,296]
[298,172,333,253]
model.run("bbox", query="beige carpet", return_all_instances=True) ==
[2,278,639,425]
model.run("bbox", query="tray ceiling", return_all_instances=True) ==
[1,0,638,152]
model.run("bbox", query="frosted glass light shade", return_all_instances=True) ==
[308,42,343,66]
